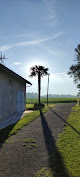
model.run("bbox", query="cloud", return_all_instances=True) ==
[0,32,64,51]
[51,72,68,77]
[9,62,22,68]
[48,15,56,19]
[16,32,63,46]
[0,44,13,51]
[43,0,57,24]
[43,0,56,11]
[43,46,66,57]
[13,62,22,65]
[16,32,40,39]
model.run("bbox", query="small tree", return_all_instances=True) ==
[29,65,49,104]
[68,44,80,95]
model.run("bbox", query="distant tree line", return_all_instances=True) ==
[26,92,76,99]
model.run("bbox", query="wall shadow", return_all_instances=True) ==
[48,106,80,135]
[0,122,18,148]
[40,109,70,177]
[0,112,24,148]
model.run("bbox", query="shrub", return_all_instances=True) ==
[34,103,45,110]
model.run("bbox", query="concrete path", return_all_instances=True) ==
[0,103,76,177]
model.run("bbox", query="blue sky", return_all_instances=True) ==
[0,0,80,96]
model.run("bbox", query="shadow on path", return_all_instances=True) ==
[48,106,80,135]
[40,109,69,177]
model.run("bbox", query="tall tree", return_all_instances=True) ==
[29,65,49,104]
[68,44,80,94]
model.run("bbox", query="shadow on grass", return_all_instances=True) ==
[0,122,17,148]
[48,106,80,135]
[40,108,69,177]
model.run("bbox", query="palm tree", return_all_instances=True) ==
[29,65,49,104]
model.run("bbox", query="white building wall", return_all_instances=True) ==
[0,88,2,119]
[0,70,26,122]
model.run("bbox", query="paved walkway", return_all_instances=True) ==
[0,103,76,177]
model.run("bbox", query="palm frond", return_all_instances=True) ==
[29,65,49,77]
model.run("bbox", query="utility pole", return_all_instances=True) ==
[47,74,50,106]
[0,52,7,65]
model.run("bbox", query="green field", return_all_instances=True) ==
[26,98,77,104]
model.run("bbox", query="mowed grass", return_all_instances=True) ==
[55,104,80,177]
[26,97,77,104]
[35,104,80,177]
[0,104,55,143]
[26,103,34,109]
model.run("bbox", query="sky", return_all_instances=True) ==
[0,0,80,96]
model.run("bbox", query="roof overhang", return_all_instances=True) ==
[0,64,32,85]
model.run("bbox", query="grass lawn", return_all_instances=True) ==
[56,104,80,177]
[0,103,55,143]
[26,103,34,109]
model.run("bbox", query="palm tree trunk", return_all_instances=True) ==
[38,71,41,104]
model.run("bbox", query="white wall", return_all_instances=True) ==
[0,70,26,122]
